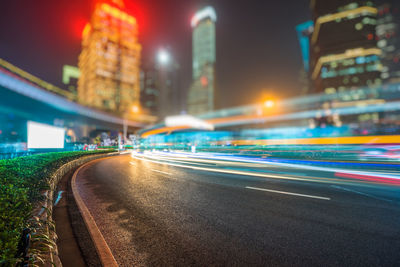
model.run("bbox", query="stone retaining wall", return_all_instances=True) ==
[32,152,119,267]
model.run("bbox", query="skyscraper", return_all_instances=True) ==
[77,0,141,114]
[156,53,181,118]
[296,21,314,94]
[140,52,182,119]
[376,0,400,84]
[62,65,80,98]
[139,65,159,116]
[188,6,217,115]
[310,0,382,95]
[296,21,314,73]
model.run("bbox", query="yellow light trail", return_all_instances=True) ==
[230,135,400,146]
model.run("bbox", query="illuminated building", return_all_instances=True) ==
[376,1,400,84]
[77,0,141,114]
[188,6,217,115]
[62,65,80,97]
[310,1,382,95]
[296,21,314,73]
[296,21,314,94]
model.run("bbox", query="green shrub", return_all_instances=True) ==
[0,150,114,265]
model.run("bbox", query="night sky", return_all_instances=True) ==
[0,0,310,109]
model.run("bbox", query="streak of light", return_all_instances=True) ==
[135,151,400,186]
[164,152,400,181]
[131,154,344,185]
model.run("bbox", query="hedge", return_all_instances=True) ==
[0,150,114,265]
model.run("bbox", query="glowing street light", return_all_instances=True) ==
[157,49,171,65]
[132,104,140,114]
[264,100,275,108]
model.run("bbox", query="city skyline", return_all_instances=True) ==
[2,1,400,266]
[0,0,310,109]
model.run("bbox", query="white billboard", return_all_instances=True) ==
[27,121,65,149]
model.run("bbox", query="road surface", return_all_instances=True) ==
[75,153,400,266]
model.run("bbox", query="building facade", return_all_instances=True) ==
[62,65,80,98]
[188,6,217,115]
[157,60,181,118]
[140,58,181,119]
[310,0,382,95]
[77,0,141,114]
[296,21,314,94]
[376,0,400,84]
[140,66,159,116]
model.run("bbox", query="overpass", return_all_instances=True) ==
[139,83,400,137]
[0,59,149,144]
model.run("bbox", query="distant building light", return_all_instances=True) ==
[191,6,217,28]
[100,3,136,25]
[62,65,80,84]
[82,23,91,38]
[312,47,382,79]
[312,6,378,44]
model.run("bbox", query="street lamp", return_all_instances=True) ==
[132,104,140,114]
[122,104,140,147]
[264,100,275,108]
[157,49,171,65]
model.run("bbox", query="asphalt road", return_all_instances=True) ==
[75,154,400,266]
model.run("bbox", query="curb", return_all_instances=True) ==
[30,151,119,267]
[71,158,119,267]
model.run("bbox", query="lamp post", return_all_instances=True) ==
[264,100,275,108]
[122,104,140,147]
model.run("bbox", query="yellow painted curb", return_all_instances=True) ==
[71,158,119,267]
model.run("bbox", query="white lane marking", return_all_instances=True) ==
[246,186,331,201]
[152,169,172,175]
[330,185,393,202]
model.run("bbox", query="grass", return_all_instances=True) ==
[0,150,114,265]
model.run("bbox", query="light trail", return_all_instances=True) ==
[132,154,351,186]
[132,151,400,186]
[164,152,400,180]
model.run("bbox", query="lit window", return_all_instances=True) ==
[356,57,366,64]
